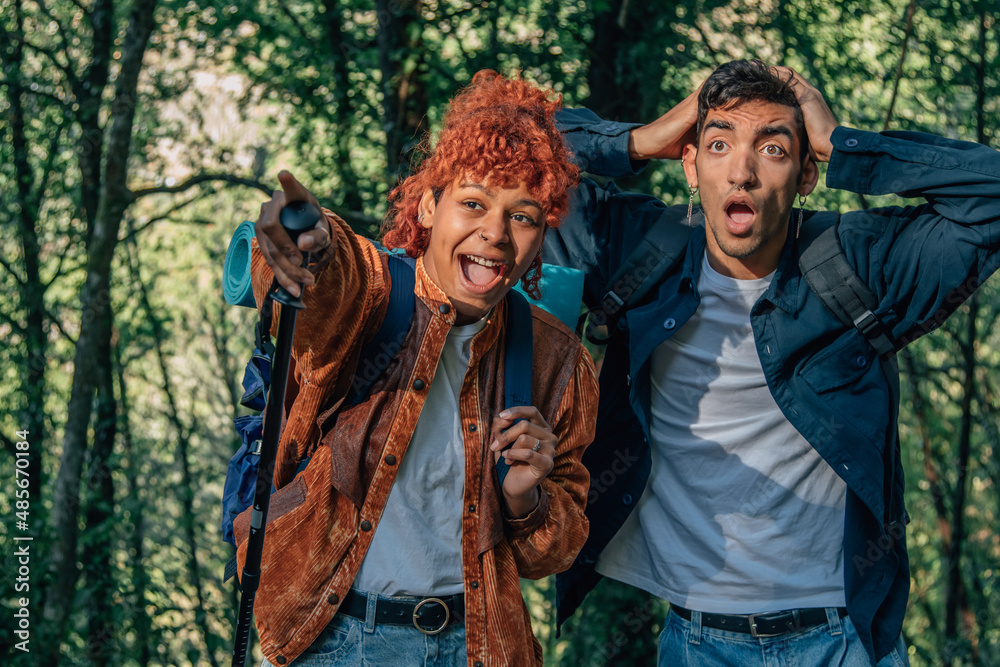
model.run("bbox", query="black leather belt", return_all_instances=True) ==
[340,589,465,635]
[671,605,848,638]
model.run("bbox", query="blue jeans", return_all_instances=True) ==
[262,593,467,667]
[658,608,909,667]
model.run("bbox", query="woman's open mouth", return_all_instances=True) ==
[459,254,509,294]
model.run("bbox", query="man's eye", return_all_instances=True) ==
[463,200,484,210]
[763,144,785,156]
[512,213,538,226]
[710,140,727,151]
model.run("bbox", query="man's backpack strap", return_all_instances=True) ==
[797,214,897,365]
[495,290,534,488]
[585,212,700,344]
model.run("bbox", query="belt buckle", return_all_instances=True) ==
[412,597,449,635]
[748,613,782,639]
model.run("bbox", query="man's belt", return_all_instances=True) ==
[340,589,465,635]
[671,605,848,638]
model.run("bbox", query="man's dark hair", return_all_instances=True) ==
[696,59,808,161]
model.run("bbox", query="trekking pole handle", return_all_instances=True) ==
[272,201,322,309]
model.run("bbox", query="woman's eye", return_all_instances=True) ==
[512,213,538,226]
[763,144,785,156]
[463,200,484,210]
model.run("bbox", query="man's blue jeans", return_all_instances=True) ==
[658,607,909,666]
[261,592,466,667]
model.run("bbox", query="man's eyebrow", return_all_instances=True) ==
[758,125,795,141]
[705,119,734,132]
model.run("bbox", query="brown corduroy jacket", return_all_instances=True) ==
[234,210,598,666]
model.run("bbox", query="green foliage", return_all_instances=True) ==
[0,0,997,665]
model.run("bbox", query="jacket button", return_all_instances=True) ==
[469,423,477,432]
[384,454,397,465]
[475,662,484,667]
[361,520,372,531]
[623,494,633,505]
[471,581,479,589]
[845,137,859,147]
[856,354,867,368]
[468,504,476,513]
[328,593,339,605]
[440,303,451,314]
[412,379,425,390]
[663,317,676,329]
[275,657,286,665]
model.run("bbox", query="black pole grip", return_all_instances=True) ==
[279,201,322,242]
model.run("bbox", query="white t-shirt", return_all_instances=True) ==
[353,314,488,597]
[596,252,847,613]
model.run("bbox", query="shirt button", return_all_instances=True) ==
[469,424,477,432]
[384,454,397,465]
[856,354,868,368]
[605,122,618,132]
[439,303,451,314]
[360,520,372,531]
[412,379,425,391]
[328,593,339,605]
[663,317,676,330]
[471,581,479,589]
[623,494,633,505]
[845,137,859,147]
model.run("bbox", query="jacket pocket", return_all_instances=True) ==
[799,330,888,442]
[232,474,308,549]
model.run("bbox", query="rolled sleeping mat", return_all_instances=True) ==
[513,264,585,332]
[223,220,257,307]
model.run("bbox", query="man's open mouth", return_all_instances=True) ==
[724,199,757,235]
[459,254,509,293]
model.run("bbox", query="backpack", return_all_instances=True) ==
[221,251,534,581]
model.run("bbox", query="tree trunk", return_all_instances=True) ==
[1,0,48,508]
[42,0,159,660]
[321,0,364,213]
[114,335,151,666]
[376,0,428,180]
[83,337,118,664]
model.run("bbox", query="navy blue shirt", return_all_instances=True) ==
[547,108,1000,664]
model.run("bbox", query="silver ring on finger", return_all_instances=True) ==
[532,438,541,453]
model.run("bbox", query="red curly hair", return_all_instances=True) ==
[381,70,579,299]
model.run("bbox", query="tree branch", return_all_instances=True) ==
[128,173,273,201]
[0,77,72,106]
[119,193,204,243]
[0,253,26,286]
[882,0,917,132]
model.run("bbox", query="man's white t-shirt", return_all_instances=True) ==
[596,252,847,613]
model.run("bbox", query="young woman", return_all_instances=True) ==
[239,70,598,666]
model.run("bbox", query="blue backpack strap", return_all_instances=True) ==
[346,253,417,406]
[495,289,534,489]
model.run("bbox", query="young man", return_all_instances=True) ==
[548,60,1000,666]
[242,71,597,666]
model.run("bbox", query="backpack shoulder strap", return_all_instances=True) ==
[346,252,417,406]
[586,211,700,343]
[796,213,896,362]
[495,289,533,488]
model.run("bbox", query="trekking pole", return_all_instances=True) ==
[231,201,322,667]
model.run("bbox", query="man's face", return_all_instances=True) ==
[683,100,817,279]
[419,178,545,325]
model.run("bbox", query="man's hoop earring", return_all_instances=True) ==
[687,185,698,225]
[795,194,808,239]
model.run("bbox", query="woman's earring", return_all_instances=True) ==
[418,213,425,224]
[795,194,808,239]
[687,185,699,225]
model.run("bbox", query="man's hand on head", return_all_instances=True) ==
[255,170,334,298]
[628,83,704,161]
[772,66,839,164]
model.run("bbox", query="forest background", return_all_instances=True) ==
[0,0,998,665]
